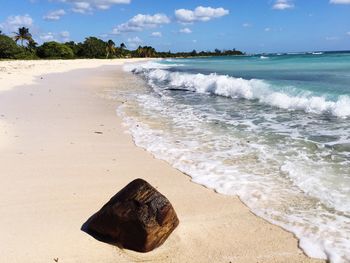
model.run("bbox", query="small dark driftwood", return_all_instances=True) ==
[82,178,179,252]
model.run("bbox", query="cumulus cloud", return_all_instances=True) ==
[60,0,131,13]
[128,36,142,43]
[0,14,33,33]
[272,0,294,10]
[264,27,271,32]
[43,9,66,21]
[40,32,56,42]
[175,6,229,23]
[60,31,70,41]
[112,13,170,34]
[71,2,93,14]
[242,23,252,28]
[326,36,340,41]
[127,36,142,48]
[179,27,192,34]
[151,31,162,37]
[330,0,350,4]
[39,31,70,42]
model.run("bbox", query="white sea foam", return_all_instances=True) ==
[117,97,350,262]
[125,63,350,118]
[120,61,350,263]
[123,60,184,73]
[123,60,168,72]
[260,55,269,59]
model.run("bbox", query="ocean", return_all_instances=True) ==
[117,52,350,263]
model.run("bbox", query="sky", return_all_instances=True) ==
[0,0,350,53]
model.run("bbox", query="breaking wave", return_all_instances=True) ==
[124,62,350,118]
[120,59,350,262]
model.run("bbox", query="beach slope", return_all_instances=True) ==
[0,60,323,263]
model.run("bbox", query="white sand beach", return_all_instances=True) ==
[0,59,324,263]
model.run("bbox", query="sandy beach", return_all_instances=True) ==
[0,59,324,263]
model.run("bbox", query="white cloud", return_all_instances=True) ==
[272,0,294,10]
[326,36,340,41]
[347,31,350,35]
[40,32,56,42]
[43,9,66,21]
[128,36,142,43]
[112,13,170,34]
[262,27,282,32]
[127,36,142,48]
[242,23,252,28]
[192,39,197,43]
[71,2,92,14]
[60,31,70,42]
[60,0,131,13]
[0,14,33,33]
[175,6,229,23]
[99,33,108,39]
[151,31,162,37]
[179,27,192,34]
[330,0,350,4]
[39,31,70,42]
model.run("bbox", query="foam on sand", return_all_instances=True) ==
[0,59,322,263]
[121,60,350,262]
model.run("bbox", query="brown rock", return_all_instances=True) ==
[82,178,179,252]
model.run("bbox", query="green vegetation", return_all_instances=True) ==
[37,41,74,59]
[0,27,244,60]
[156,48,243,58]
[0,34,36,59]
[106,40,116,59]
[79,37,107,58]
[0,34,24,58]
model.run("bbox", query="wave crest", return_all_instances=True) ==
[125,62,350,118]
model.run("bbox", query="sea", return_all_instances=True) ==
[116,51,350,263]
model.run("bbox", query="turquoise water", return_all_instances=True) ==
[119,52,350,263]
[164,52,350,101]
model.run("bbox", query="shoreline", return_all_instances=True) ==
[0,59,324,262]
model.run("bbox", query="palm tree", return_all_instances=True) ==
[13,27,33,46]
[106,39,116,59]
[27,39,38,52]
[137,46,156,58]
[120,42,126,50]
[136,46,144,57]
[146,46,156,57]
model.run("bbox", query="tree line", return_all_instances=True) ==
[0,27,244,60]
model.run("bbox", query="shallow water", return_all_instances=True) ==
[117,53,350,263]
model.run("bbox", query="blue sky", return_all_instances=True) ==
[1,0,350,53]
